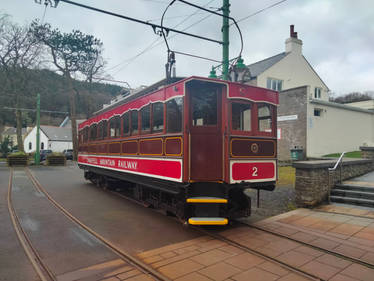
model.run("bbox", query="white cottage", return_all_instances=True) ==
[24,125,72,153]
[246,25,374,159]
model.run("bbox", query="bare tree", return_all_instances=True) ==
[31,21,104,160]
[0,15,44,152]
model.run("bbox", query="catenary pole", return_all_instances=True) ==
[35,93,40,165]
[222,0,230,80]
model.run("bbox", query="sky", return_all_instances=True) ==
[1,0,374,96]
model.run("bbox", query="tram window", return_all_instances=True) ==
[258,104,272,132]
[110,116,121,138]
[85,127,89,142]
[97,121,105,139]
[122,112,130,136]
[152,102,164,133]
[141,105,151,133]
[131,110,139,135]
[90,124,97,140]
[83,127,89,143]
[103,120,108,139]
[166,97,183,133]
[191,89,217,126]
[232,102,251,131]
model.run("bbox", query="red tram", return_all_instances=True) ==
[78,76,278,225]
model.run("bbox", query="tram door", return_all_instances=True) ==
[188,81,223,181]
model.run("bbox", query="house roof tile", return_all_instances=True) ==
[40,126,72,141]
[247,52,288,78]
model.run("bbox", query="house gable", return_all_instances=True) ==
[256,51,329,101]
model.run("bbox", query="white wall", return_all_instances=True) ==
[23,127,49,153]
[49,141,72,152]
[257,52,329,101]
[307,101,374,157]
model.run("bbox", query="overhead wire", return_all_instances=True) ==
[105,0,216,77]
[231,0,288,25]
[55,0,222,44]
[175,0,243,66]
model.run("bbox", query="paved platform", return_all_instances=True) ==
[345,171,374,187]
[136,236,312,281]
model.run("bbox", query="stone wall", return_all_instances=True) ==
[277,86,308,161]
[360,146,374,160]
[293,158,374,207]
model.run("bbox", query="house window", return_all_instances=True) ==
[314,87,322,99]
[29,142,32,150]
[41,142,44,149]
[267,78,283,91]
[314,108,322,117]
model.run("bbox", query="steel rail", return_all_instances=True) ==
[309,208,374,223]
[25,168,171,281]
[7,169,56,281]
[191,225,322,281]
[98,186,320,280]
[236,220,374,270]
[95,182,321,280]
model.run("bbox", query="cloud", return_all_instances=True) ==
[1,0,373,95]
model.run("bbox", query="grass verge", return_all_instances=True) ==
[323,151,362,158]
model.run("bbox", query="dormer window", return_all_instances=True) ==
[314,87,322,99]
[267,78,283,91]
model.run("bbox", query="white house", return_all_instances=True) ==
[246,25,374,160]
[24,125,72,153]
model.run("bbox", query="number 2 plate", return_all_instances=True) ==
[230,161,276,183]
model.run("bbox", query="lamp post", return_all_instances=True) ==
[35,93,40,165]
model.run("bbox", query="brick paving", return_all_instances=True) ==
[99,207,374,280]
[315,204,374,219]
[136,236,313,281]
[250,208,374,278]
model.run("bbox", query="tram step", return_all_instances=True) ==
[186,197,228,203]
[188,217,228,225]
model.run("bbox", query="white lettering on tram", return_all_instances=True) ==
[86,157,98,164]
[99,159,116,166]
[118,160,138,170]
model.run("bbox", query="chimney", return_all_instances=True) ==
[285,24,303,55]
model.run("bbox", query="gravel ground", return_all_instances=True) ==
[244,184,296,222]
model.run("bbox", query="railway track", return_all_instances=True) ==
[313,207,374,220]
[7,168,55,281]
[20,166,372,281]
[8,167,171,281]
[191,225,323,281]
[106,187,321,280]
[108,186,374,281]
[237,220,374,269]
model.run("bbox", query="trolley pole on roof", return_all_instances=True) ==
[35,93,40,165]
[222,0,230,81]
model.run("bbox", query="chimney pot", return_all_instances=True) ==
[290,25,294,37]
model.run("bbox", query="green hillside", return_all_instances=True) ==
[0,68,123,127]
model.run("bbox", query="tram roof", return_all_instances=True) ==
[93,77,185,116]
